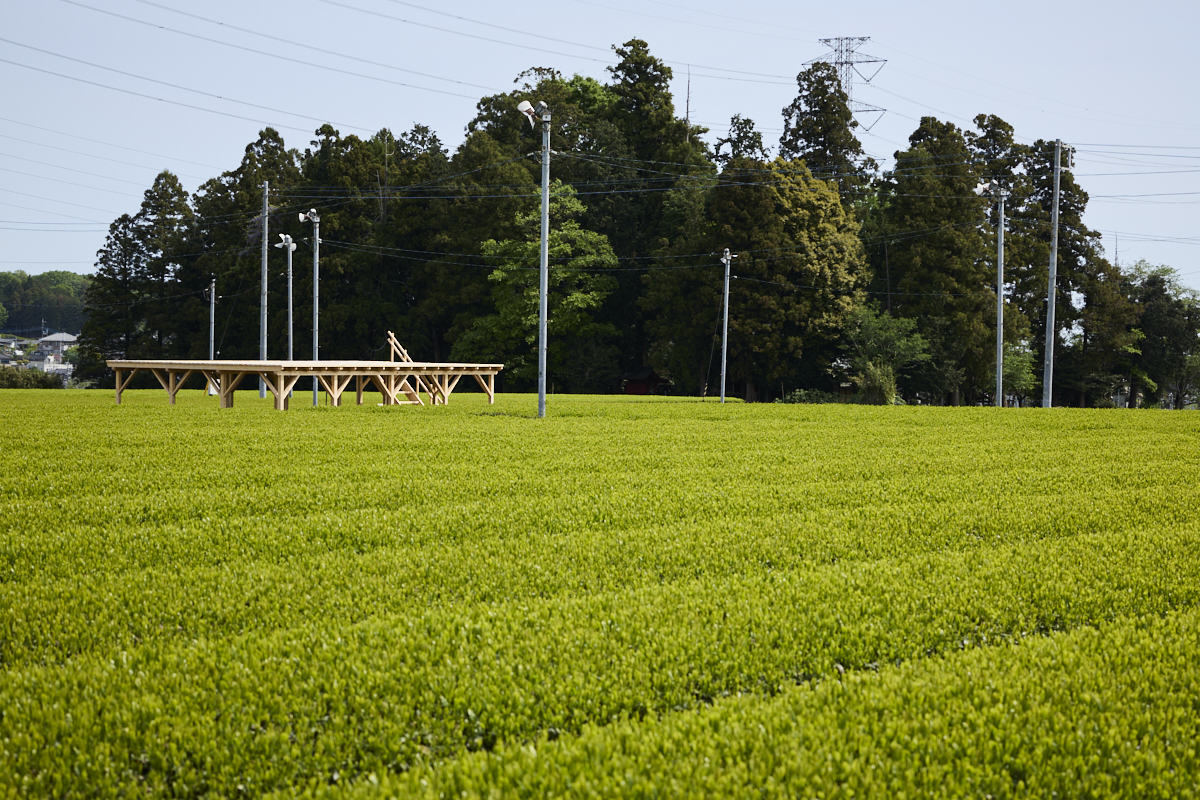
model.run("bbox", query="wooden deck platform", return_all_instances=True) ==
[106,359,503,410]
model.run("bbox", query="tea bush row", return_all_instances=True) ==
[3,525,1199,797]
[335,606,1200,799]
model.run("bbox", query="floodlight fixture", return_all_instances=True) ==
[518,99,548,129]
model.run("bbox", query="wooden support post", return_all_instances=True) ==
[280,375,300,410]
[316,373,353,407]
[218,371,247,408]
[444,373,462,403]
[114,368,138,405]
[370,373,400,405]
[168,370,192,405]
[260,372,284,410]
[356,375,364,405]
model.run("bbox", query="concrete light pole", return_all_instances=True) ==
[976,180,1009,407]
[300,209,321,406]
[1043,139,1064,408]
[720,248,736,404]
[274,234,297,362]
[518,99,551,418]
[207,276,216,395]
[260,181,269,398]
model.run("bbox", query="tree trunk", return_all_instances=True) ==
[744,378,757,403]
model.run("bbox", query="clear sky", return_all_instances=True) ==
[3,0,1198,289]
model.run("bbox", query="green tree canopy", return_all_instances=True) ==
[450,182,619,392]
[779,62,869,199]
[878,116,989,403]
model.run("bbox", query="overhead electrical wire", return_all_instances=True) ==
[374,0,805,82]
[0,165,144,197]
[0,151,157,186]
[64,0,488,101]
[0,37,375,135]
[0,133,207,180]
[0,56,317,135]
[320,0,795,86]
[0,114,221,170]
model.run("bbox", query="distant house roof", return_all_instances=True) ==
[38,332,77,344]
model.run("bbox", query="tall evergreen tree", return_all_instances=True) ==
[643,156,866,399]
[779,62,870,199]
[879,117,989,403]
[714,115,770,166]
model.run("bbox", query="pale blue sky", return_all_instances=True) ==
[2,0,1198,289]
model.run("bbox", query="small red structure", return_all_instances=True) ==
[623,367,669,395]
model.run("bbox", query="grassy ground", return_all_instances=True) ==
[2,389,1198,797]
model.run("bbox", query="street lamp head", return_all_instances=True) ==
[517,100,535,129]
[517,99,549,129]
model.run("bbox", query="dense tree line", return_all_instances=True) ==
[0,271,90,337]
[78,42,1198,406]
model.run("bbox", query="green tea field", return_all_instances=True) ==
[2,389,1199,798]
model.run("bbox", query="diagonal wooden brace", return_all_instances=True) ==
[114,368,139,405]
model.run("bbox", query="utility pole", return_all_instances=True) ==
[208,276,216,395]
[300,209,321,405]
[720,248,735,403]
[259,180,268,398]
[1042,140,1062,408]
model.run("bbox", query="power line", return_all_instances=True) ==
[0,55,316,135]
[0,151,156,186]
[0,133,207,180]
[0,165,143,197]
[0,188,119,215]
[0,37,375,134]
[64,0,488,101]
[321,0,797,86]
[0,115,221,169]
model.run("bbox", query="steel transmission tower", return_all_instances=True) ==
[806,37,887,130]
